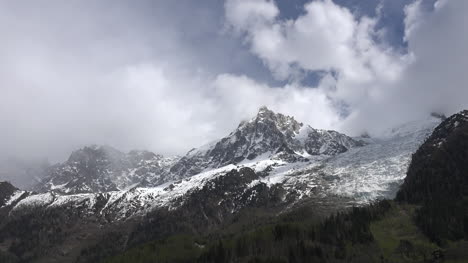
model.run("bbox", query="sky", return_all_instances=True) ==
[0,0,467,165]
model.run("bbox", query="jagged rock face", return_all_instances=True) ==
[35,146,178,194]
[303,129,363,155]
[170,107,305,177]
[210,107,302,162]
[172,107,363,177]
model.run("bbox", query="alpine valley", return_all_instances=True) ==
[1,107,468,263]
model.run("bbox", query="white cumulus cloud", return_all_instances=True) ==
[225,0,468,135]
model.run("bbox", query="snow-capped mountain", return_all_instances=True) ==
[35,145,179,194]
[0,111,459,263]
[35,107,362,195]
[0,109,448,263]
[170,106,364,178]
[2,107,444,223]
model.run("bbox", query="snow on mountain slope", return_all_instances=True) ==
[3,116,439,220]
[3,190,27,206]
[325,117,442,200]
[249,116,442,203]
[3,164,240,221]
[7,109,442,223]
[34,107,362,196]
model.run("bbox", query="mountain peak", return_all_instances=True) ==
[257,105,272,114]
[249,106,303,134]
[172,108,363,176]
[430,112,447,120]
[430,109,468,140]
[255,106,276,121]
[255,106,286,119]
[67,144,124,164]
[459,109,468,118]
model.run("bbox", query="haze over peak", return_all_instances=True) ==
[1,0,467,180]
[0,1,467,261]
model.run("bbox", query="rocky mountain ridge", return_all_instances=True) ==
[171,106,364,178]
[0,108,443,224]
[33,107,363,195]
[34,145,179,195]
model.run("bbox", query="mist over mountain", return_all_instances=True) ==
[1,0,468,262]
[29,107,361,194]
[0,158,49,190]
[1,0,468,171]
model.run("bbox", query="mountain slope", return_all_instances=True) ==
[397,110,468,242]
[397,110,468,203]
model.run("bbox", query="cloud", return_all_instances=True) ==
[1,0,467,174]
[0,0,341,165]
[225,0,404,82]
[224,0,279,31]
[403,0,424,41]
[211,74,340,129]
[0,1,220,162]
[346,0,468,134]
[399,0,468,115]
[224,0,408,123]
[225,0,468,135]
